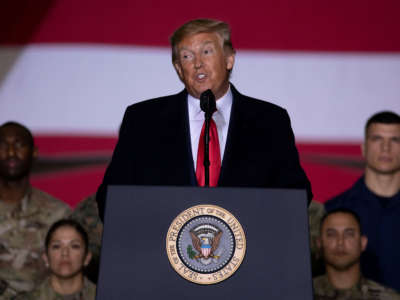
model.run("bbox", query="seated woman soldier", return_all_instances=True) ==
[15,219,96,300]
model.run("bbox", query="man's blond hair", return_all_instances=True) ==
[170,19,235,64]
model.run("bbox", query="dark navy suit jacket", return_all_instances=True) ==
[96,85,312,220]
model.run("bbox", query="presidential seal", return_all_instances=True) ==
[166,204,246,285]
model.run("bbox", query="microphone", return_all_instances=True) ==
[200,89,216,116]
[199,89,216,187]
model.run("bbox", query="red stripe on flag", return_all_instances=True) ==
[301,162,362,202]
[2,0,400,51]
[0,0,55,44]
[297,142,362,157]
[31,165,106,208]
[34,135,116,156]
[30,136,365,206]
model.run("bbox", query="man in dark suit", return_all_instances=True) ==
[96,19,312,220]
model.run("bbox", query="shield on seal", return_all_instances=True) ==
[201,243,212,258]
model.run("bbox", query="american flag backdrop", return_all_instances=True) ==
[1,0,399,207]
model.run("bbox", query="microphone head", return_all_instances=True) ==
[200,89,216,113]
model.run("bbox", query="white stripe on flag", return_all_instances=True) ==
[0,45,399,140]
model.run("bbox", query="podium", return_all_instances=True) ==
[96,186,313,299]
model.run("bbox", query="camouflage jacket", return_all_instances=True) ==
[0,279,16,300]
[313,274,400,300]
[70,194,103,283]
[70,194,103,260]
[0,187,70,297]
[14,277,96,300]
[308,200,325,276]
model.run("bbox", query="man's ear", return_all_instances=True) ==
[225,52,235,71]
[361,142,366,158]
[32,146,38,159]
[361,235,368,252]
[174,62,183,80]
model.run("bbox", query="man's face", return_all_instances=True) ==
[363,123,400,175]
[0,125,36,181]
[318,212,367,271]
[174,32,235,100]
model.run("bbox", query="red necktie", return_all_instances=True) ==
[196,118,221,187]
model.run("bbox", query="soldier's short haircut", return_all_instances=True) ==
[365,111,400,137]
[45,219,90,254]
[0,121,34,147]
[320,208,363,234]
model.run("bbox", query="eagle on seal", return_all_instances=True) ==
[190,225,223,259]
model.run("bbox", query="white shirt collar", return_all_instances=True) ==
[187,86,233,166]
[188,86,232,122]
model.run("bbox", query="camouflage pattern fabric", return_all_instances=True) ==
[308,200,325,277]
[0,278,17,300]
[0,187,70,298]
[14,277,96,300]
[70,194,103,283]
[313,274,400,300]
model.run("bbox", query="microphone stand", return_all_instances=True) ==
[200,89,216,187]
[204,109,211,187]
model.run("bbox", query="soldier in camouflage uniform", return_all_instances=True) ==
[14,219,96,300]
[314,208,400,300]
[314,275,400,300]
[308,200,325,277]
[13,277,96,300]
[70,193,103,283]
[0,122,71,299]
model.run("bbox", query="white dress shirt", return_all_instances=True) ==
[188,86,232,169]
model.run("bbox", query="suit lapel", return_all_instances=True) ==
[218,85,251,186]
[158,90,197,185]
